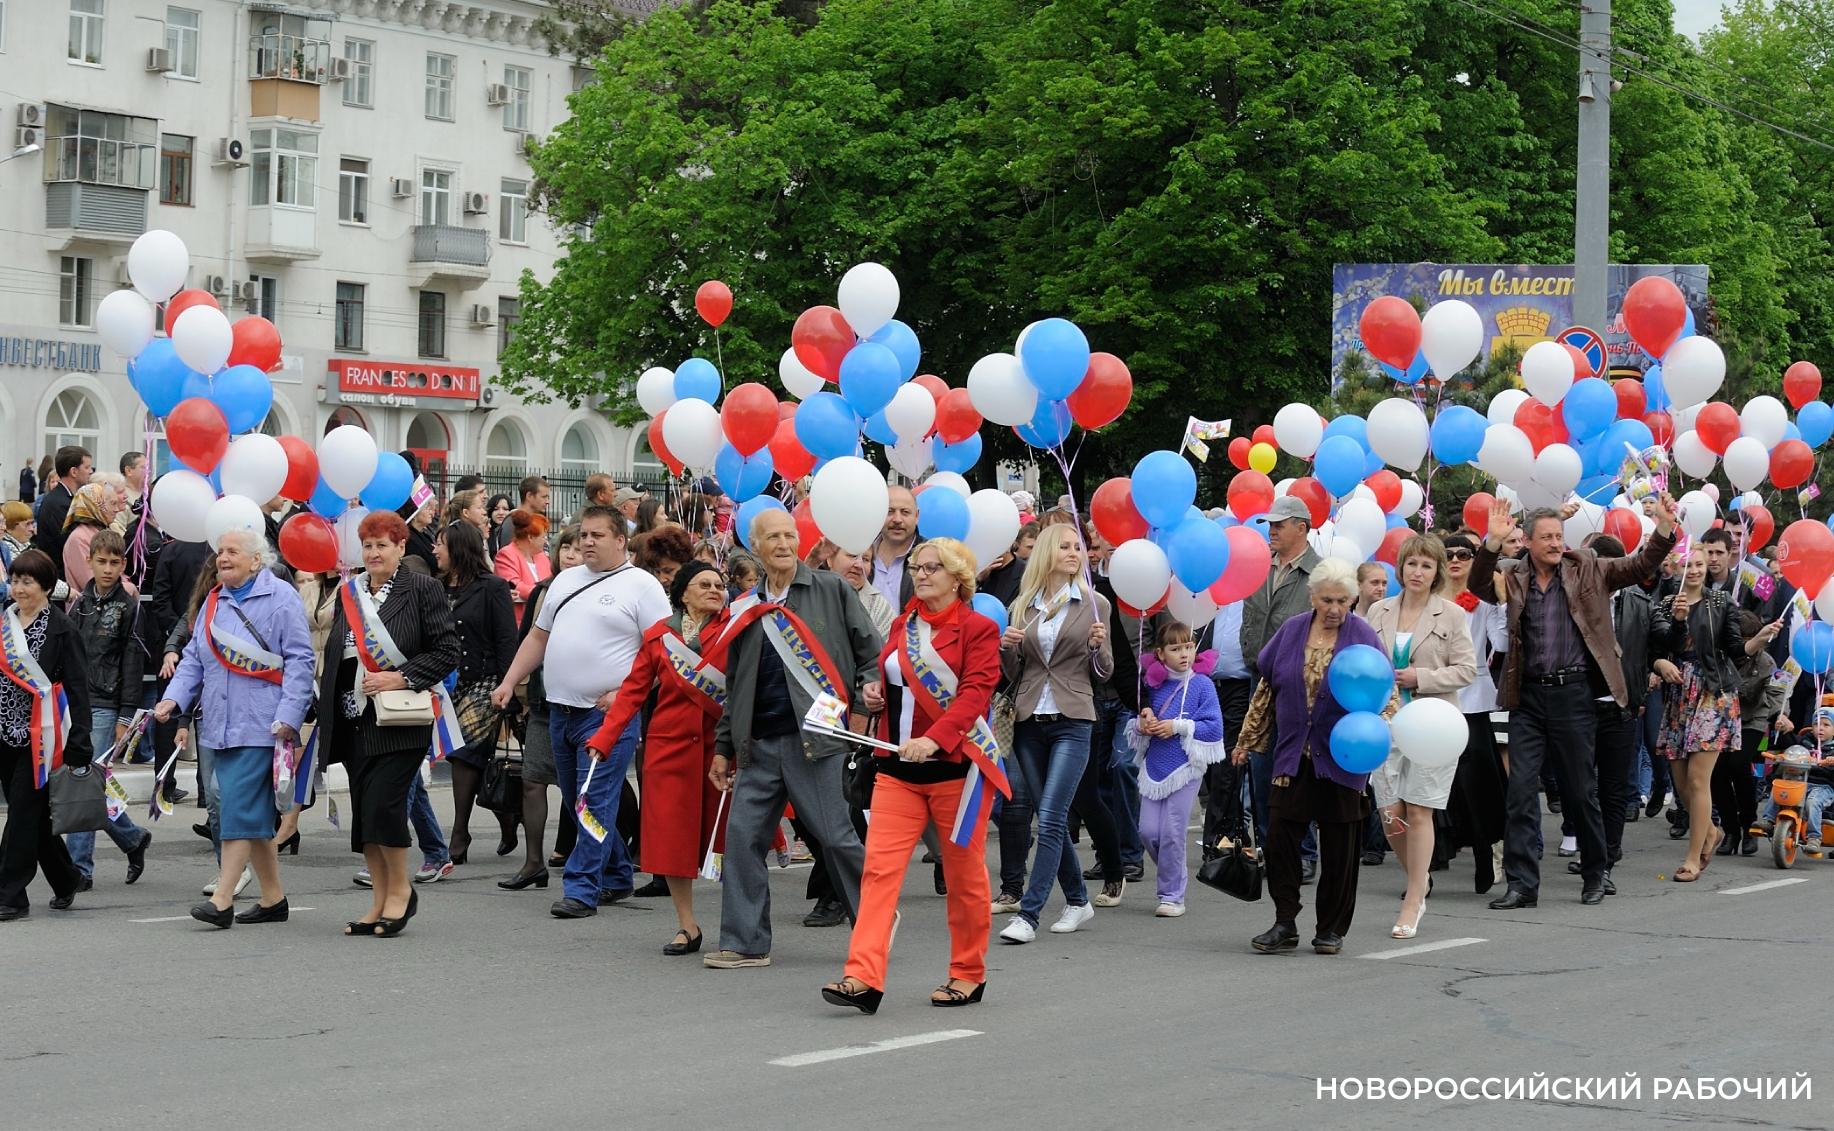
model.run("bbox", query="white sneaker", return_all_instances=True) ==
[989,892,1021,915]
[1049,903,1094,934]
[1155,902,1186,917]
[233,865,254,897]
[998,915,1036,944]
[353,870,372,888]
[415,861,455,883]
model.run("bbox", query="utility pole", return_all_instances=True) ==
[1573,0,1612,331]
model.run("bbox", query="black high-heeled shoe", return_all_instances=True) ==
[822,979,883,1015]
[375,890,418,937]
[931,981,986,1007]
[449,851,468,866]
[276,831,300,856]
[497,830,519,857]
[548,852,567,870]
[498,868,549,890]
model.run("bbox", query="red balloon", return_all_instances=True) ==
[1226,437,1252,471]
[792,498,821,559]
[1693,402,1739,454]
[1252,424,1276,447]
[1227,470,1274,521]
[167,397,229,474]
[164,289,219,339]
[777,401,798,422]
[1365,470,1402,513]
[1778,519,1834,599]
[1621,276,1688,360]
[791,305,854,382]
[1644,410,1674,448]
[1065,352,1131,431]
[1091,478,1150,546]
[276,435,318,502]
[1373,526,1411,568]
[1785,361,1823,410]
[1117,594,1170,619]
[277,513,339,573]
[1287,478,1331,527]
[1513,399,1567,453]
[1358,295,1423,371]
[1208,527,1272,605]
[912,374,949,403]
[1602,508,1642,552]
[720,381,778,456]
[695,280,733,328]
[1462,492,1495,535]
[1771,439,1815,489]
[1613,378,1646,420]
[648,413,684,476]
[1564,343,1596,380]
[935,389,982,444]
[227,315,282,372]
[769,418,815,481]
[1743,504,1775,552]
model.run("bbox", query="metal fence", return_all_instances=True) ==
[435,465,676,525]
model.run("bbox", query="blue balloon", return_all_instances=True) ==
[838,342,901,418]
[1791,621,1834,674]
[1329,711,1392,774]
[1381,349,1429,386]
[1321,414,1367,449]
[1561,378,1616,441]
[181,368,213,403]
[1575,474,1618,505]
[1643,362,1669,412]
[714,443,773,502]
[970,592,1009,633]
[1015,399,1073,449]
[1799,402,1834,448]
[1429,405,1487,464]
[1131,450,1197,529]
[208,465,224,496]
[1385,513,1405,530]
[1313,435,1366,497]
[1165,515,1231,592]
[794,392,862,460]
[1599,418,1656,465]
[1327,643,1394,714]
[1785,422,1803,443]
[212,363,274,434]
[1018,318,1092,400]
[1214,513,1240,530]
[674,358,720,404]
[1242,514,1272,542]
[1363,445,1384,478]
[735,496,788,550]
[862,409,899,446]
[867,319,921,382]
[933,432,983,474]
[308,475,347,518]
[917,484,970,541]
[360,451,413,512]
[128,338,192,417]
[1377,560,1399,597]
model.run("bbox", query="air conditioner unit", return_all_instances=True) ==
[235,281,258,304]
[215,137,248,166]
[17,104,43,128]
[15,125,38,152]
[390,177,413,198]
[115,261,134,287]
[204,274,227,295]
[461,191,489,215]
[327,57,352,82]
[513,134,537,161]
[147,47,174,73]
[470,304,494,326]
[485,82,511,106]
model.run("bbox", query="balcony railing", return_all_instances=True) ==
[248,33,332,83]
[43,136,156,190]
[411,225,491,267]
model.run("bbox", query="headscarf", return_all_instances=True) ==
[63,483,112,531]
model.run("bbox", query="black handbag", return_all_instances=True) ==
[843,713,880,809]
[478,722,523,814]
[1196,770,1263,902]
[50,763,109,836]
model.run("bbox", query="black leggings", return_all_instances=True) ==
[1710,727,1763,838]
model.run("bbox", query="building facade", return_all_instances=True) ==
[0,0,665,494]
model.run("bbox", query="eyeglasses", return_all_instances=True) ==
[1445,549,1474,561]
[911,562,948,576]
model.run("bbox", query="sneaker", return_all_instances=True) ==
[989,891,1021,915]
[1155,902,1186,918]
[1752,817,1775,837]
[998,915,1036,944]
[1558,836,1578,857]
[353,870,373,888]
[415,861,455,884]
[702,950,771,969]
[1049,903,1094,934]
[1807,836,1824,851]
[789,839,813,863]
[1092,879,1125,907]
[206,865,254,897]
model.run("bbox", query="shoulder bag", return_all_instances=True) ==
[50,763,109,836]
[479,720,523,814]
[1196,771,1263,903]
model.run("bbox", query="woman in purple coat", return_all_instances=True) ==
[1233,557,1389,956]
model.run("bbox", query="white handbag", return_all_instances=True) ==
[373,688,435,727]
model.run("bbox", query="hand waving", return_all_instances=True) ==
[1487,496,1518,548]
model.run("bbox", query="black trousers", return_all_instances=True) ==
[1505,681,1608,891]
[0,744,81,910]
[1201,678,1252,852]
[1072,711,1126,885]
[1710,728,1763,842]
[1593,700,1637,864]
[1266,759,1363,937]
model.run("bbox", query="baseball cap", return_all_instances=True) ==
[1267,496,1312,525]
[612,487,645,507]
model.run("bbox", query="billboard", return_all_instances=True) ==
[1331,263,1710,385]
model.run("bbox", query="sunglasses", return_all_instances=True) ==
[1445,549,1474,561]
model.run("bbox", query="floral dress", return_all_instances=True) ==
[1655,594,1741,760]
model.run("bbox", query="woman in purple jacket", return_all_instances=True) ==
[1233,557,1387,956]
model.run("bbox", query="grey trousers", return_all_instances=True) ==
[718,733,863,956]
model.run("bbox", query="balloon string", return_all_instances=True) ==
[129,414,156,588]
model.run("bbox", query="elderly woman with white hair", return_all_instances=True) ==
[1233,557,1392,957]
[156,528,316,929]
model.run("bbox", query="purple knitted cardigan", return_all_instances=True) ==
[1255,610,1382,791]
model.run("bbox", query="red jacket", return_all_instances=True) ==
[587,616,723,755]
[875,604,1002,760]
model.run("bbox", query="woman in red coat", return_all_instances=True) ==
[822,537,1007,1015]
[587,561,728,955]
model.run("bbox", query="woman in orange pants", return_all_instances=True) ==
[822,537,1005,1015]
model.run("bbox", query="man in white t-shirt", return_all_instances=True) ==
[494,505,670,918]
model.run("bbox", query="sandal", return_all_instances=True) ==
[1699,827,1724,871]
[931,980,986,1007]
[1672,863,1701,883]
[821,977,883,1015]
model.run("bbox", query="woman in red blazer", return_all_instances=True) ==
[823,537,1005,1015]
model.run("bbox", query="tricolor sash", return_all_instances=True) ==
[707,598,849,712]
[660,630,726,717]
[339,577,461,762]
[205,589,285,685]
[0,606,69,789]
[897,612,1012,846]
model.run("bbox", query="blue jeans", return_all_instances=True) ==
[66,708,149,879]
[1094,699,1143,868]
[408,774,448,866]
[1014,717,1092,925]
[551,705,638,904]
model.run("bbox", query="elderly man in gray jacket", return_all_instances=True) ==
[703,508,883,969]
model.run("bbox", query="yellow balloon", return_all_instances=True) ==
[1248,442,1278,475]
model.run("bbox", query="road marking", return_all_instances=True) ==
[131,907,314,923]
[1719,877,1810,896]
[1360,937,1487,961]
[770,1029,981,1068]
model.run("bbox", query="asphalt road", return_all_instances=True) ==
[2,789,1826,1130]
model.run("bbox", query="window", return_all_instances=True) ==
[158,134,192,205]
[561,422,599,476]
[59,256,93,326]
[499,178,527,244]
[44,105,157,189]
[485,421,527,472]
[248,275,279,321]
[497,296,520,358]
[335,282,365,351]
[503,65,531,131]
[249,12,329,81]
[425,53,454,121]
[418,291,446,358]
[420,168,451,226]
[45,390,101,457]
[249,127,319,207]
[338,158,368,223]
[69,0,104,65]
[164,7,199,78]
[342,38,372,108]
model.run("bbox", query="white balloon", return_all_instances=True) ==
[1306,520,1337,557]
[96,289,156,359]
[837,262,900,339]
[150,470,216,543]
[1815,584,1834,626]
[1368,397,1429,471]
[1564,500,1606,546]
[1664,337,1726,409]
[966,352,1036,427]
[810,456,890,554]
[636,367,677,416]
[1477,424,1534,485]
[1738,490,1763,510]
[1336,498,1386,555]
[335,506,370,571]
[1346,484,1377,505]
[1274,477,1296,498]
[1273,402,1324,459]
[219,433,288,504]
[1702,482,1720,503]
[203,494,265,551]
[778,348,824,400]
[661,397,722,471]
[1671,402,1703,436]
[172,305,233,376]
[1740,395,1789,447]
[127,229,189,303]
[1672,430,1717,479]
[1420,299,1484,381]
[1495,483,1523,513]
[318,425,379,498]
[923,471,971,499]
[1108,539,1170,610]
[1394,479,1424,518]
[1487,388,1529,426]
[1013,321,1041,358]
[1325,534,1369,567]
[964,489,1021,573]
[1167,583,1219,630]
[886,434,933,480]
[1677,490,1716,539]
[1521,340,1575,406]
[1722,435,1770,492]
[1514,481,1565,511]
[884,382,936,440]
[1390,698,1467,770]
[1531,443,1582,495]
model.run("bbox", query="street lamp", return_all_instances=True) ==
[0,142,41,165]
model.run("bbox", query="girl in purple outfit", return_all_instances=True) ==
[1128,622,1226,916]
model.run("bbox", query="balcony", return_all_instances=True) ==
[410,225,492,288]
[248,33,330,122]
[246,206,319,262]
[44,183,148,246]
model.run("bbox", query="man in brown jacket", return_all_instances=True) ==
[1471,492,1678,910]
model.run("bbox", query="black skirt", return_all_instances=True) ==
[1444,713,1507,850]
